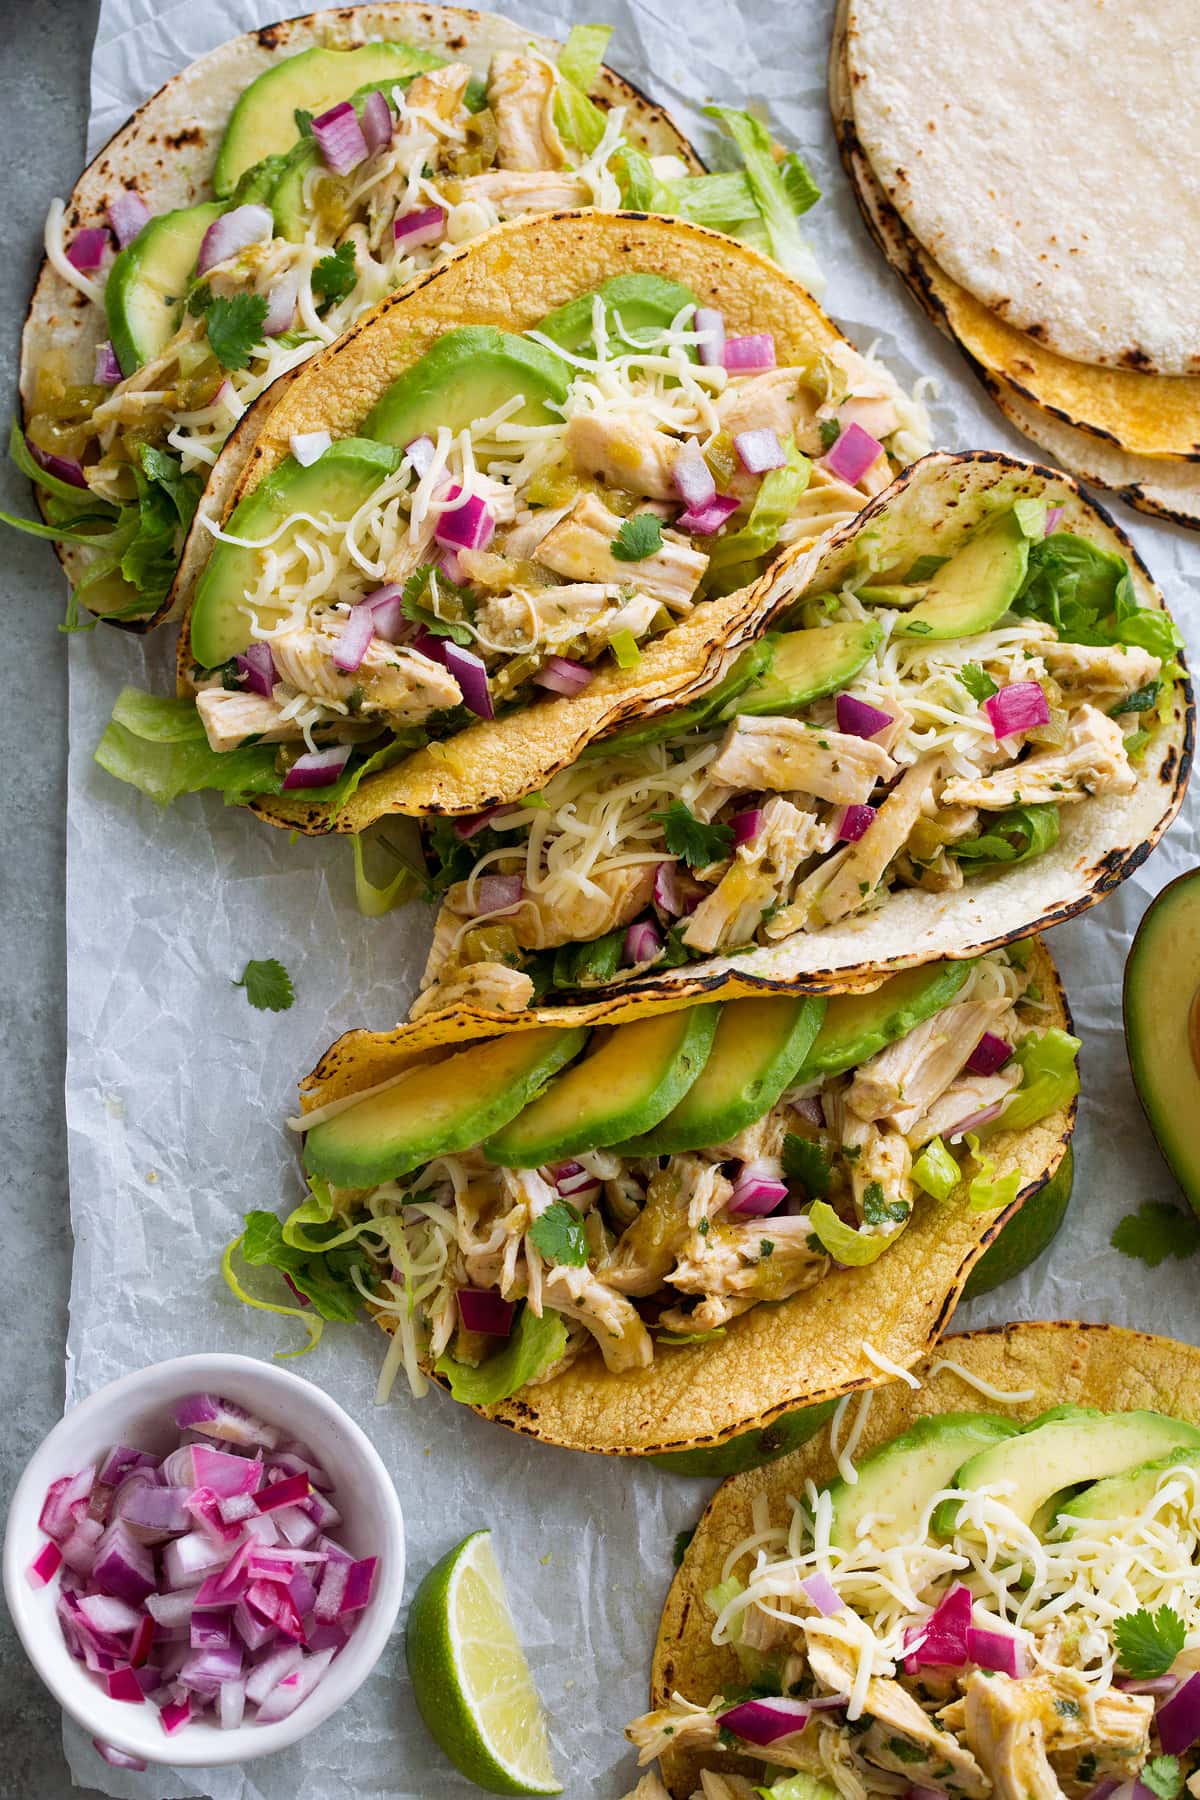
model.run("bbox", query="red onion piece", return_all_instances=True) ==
[394,204,447,249]
[236,642,276,700]
[93,1739,148,1771]
[160,1697,192,1735]
[836,693,892,739]
[623,919,663,965]
[218,1680,247,1730]
[966,1624,1028,1678]
[1115,1674,1178,1696]
[443,642,494,719]
[255,1473,311,1514]
[437,544,466,585]
[984,681,1050,740]
[332,604,375,673]
[450,803,518,841]
[256,1647,336,1724]
[823,421,885,485]
[282,745,352,790]
[653,860,704,917]
[93,339,123,386]
[694,306,725,367]
[435,485,494,553]
[359,89,394,155]
[719,1696,810,1744]
[533,656,593,697]
[966,1032,1013,1077]
[341,1557,377,1614]
[406,434,436,478]
[801,1572,843,1616]
[290,430,331,468]
[411,628,447,664]
[98,1447,157,1488]
[312,100,369,175]
[26,436,87,490]
[837,804,875,843]
[176,1394,279,1450]
[677,493,739,536]
[904,1583,973,1670]
[728,1166,789,1216]
[553,1162,600,1198]
[731,808,763,845]
[457,1289,517,1336]
[474,874,523,915]
[262,272,299,337]
[92,1522,156,1605]
[67,228,111,273]
[118,1483,191,1543]
[734,427,786,474]
[947,1101,1005,1142]
[672,448,716,510]
[1044,505,1065,535]
[358,586,405,644]
[28,1540,63,1587]
[105,1666,145,1704]
[1156,1672,1200,1754]
[722,333,776,372]
[196,204,273,277]
[107,191,150,247]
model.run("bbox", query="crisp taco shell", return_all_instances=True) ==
[653,1318,1200,1796]
[299,937,1075,1457]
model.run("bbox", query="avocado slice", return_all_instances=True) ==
[581,642,774,762]
[961,1146,1073,1301]
[213,42,448,196]
[267,139,321,243]
[484,1006,721,1168]
[105,201,225,374]
[190,437,403,668]
[828,1413,1021,1552]
[536,275,701,358]
[731,620,883,718]
[858,511,1031,642]
[795,961,975,1083]
[650,1398,839,1477]
[932,1406,1200,1538]
[361,328,571,451]
[615,994,826,1156]
[1124,869,1200,1217]
[303,1026,588,1187]
[1057,1445,1200,1532]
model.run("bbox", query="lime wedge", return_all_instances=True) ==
[405,1529,562,1796]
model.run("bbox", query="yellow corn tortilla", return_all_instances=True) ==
[299,937,1075,1456]
[653,1319,1200,1797]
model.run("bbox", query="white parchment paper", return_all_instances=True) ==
[63,2,1200,1794]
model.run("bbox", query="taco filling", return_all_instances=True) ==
[626,1400,1200,1800]
[225,948,1076,1407]
[12,23,825,624]
[420,505,1181,1007]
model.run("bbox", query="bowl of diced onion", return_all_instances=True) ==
[2,1354,405,1768]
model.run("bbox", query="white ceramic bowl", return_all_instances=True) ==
[3,1353,404,1767]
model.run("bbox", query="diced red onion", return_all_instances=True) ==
[410,628,446,664]
[457,1289,517,1336]
[823,421,885,485]
[394,204,447,249]
[40,1468,92,1538]
[435,485,494,553]
[271,1505,319,1549]
[442,642,494,720]
[26,436,87,490]
[354,584,402,644]
[165,1530,227,1588]
[118,1483,190,1543]
[219,1493,258,1526]
[145,1588,199,1628]
[28,1540,63,1588]
[623,920,662,966]
[694,306,726,367]
[836,693,892,739]
[437,544,466,586]
[98,1447,157,1488]
[718,1696,811,1744]
[262,272,299,337]
[282,744,352,790]
[290,430,332,468]
[967,1032,1013,1077]
[255,1473,311,1514]
[219,1680,246,1731]
[129,1614,155,1666]
[837,804,875,843]
[677,493,739,536]
[196,205,274,277]
[314,1558,350,1623]
[332,604,375,674]
[450,803,518,840]
[552,1162,601,1198]
[728,1164,789,1216]
[533,656,593,697]
[1156,1672,1200,1754]
[60,1519,104,1575]
[105,1667,145,1704]
[966,1624,1028,1678]
[653,860,704,917]
[78,1592,142,1636]
[359,89,394,156]
[1044,506,1065,535]
[731,808,763,846]
[94,340,123,386]
[93,1739,148,1771]
[108,191,150,247]
[672,448,716,510]
[801,1573,843,1616]
[235,642,276,700]
[903,1585,971,1672]
[405,434,436,478]
[312,101,369,176]
[92,1523,156,1605]
[722,333,776,372]
[160,1697,192,1735]
[984,681,1050,740]
[175,1395,279,1451]
[734,428,786,474]
[473,874,524,916]
[67,228,111,273]
[256,1647,336,1724]
[947,1101,1005,1142]
[1115,1674,1178,1696]
[341,1558,377,1614]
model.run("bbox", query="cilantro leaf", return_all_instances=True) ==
[862,1183,911,1226]
[960,662,999,702]
[1113,1605,1185,1678]
[400,564,474,646]
[1143,1759,1184,1800]
[235,958,295,1012]
[527,1201,589,1267]
[819,418,841,451]
[312,240,358,312]
[611,513,663,562]
[782,1133,831,1197]
[1111,1200,1200,1269]
[653,802,733,870]
[203,292,269,371]
[237,1210,365,1323]
[1113,678,1161,716]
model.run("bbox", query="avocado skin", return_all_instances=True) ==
[960,1146,1073,1300]
[105,201,225,374]
[536,274,701,357]
[796,960,975,1083]
[826,1412,1021,1552]
[1123,867,1200,1220]
[361,327,571,449]
[733,620,883,718]
[650,1398,840,1476]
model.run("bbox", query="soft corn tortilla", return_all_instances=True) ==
[653,1319,1200,1796]
[19,3,700,635]
[177,209,884,833]
[298,937,1075,1456]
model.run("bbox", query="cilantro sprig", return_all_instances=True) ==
[611,513,663,562]
[401,565,474,646]
[312,241,358,312]
[200,292,270,372]
[235,958,295,1012]
[1113,1604,1185,1678]
[653,802,733,870]
[1111,1201,1200,1269]
[528,1200,589,1267]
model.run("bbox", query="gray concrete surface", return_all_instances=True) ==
[0,0,106,1793]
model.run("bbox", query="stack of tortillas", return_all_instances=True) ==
[830,0,1200,528]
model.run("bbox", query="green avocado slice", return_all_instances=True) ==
[794,961,975,1083]
[361,327,571,450]
[536,274,701,358]
[303,1025,589,1188]
[615,994,826,1156]
[730,620,883,718]
[861,510,1031,642]
[1124,868,1200,1219]
[650,1398,840,1477]
[484,1006,721,1168]
[105,201,225,374]
[189,437,403,668]
[1057,1444,1200,1532]
[827,1413,1022,1552]
[213,41,448,196]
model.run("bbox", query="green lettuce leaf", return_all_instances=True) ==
[963,1136,1023,1212]
[706,436,812,588]
[557,23,611,92]
[702,107,821,286]
[912,1136,961,1201]
[808,1199,901,1265]
[1015,532,1183,667]
[994,1027,1081,1134]
[94,689,283,807]
[435,1304,568,1404]
[551,27,612,154]
[221,1208,370,1354]
[949,804,1060,870]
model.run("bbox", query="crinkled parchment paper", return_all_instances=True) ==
[61,1,1200,1794]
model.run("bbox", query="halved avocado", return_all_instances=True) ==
[1058,1445,1200,1531]
[731,620,883,718]
[190,437,403,668]
[828,1413,1021,1552]
[361,328,571,450]
[859,511,1030,642]
[650,1398,839,1477]
[1124,869,1200,1217]
[960,1146,1073,1301]
[303,1026,588,1187]
[537,275,701,358]
[213,42,448,195]
[105,201,225,374]
[795,961,975,1083]
[484,1007,721,1168]
[932,1406,1200,1537]
[616,995,827,1156]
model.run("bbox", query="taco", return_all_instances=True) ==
[8,6,826,630]
[94,210,927,830]
[224,936,1077,1457]
[628,1319,1200,1800]
[414,449,1191,1012]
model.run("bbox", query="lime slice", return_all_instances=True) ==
[405,1529,562,1796]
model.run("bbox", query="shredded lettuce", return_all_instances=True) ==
[435,1304,568,1404]
[808,1199,901,1265]
[557,23,611,92]
[1015,532,1183,668]
[702,106,822,290]
[912,1136,961,1202]
[221,1207,370,1355]
[613,143,656,211]
[351,823,423,917]
[94,689,283,807]
[704,1575,745,1637]
[963,1136,1023,1213]
[949,804,1060,870]
[552,25,612,154]
[706,436,812,591]
[994,1027,1081,1134]
[757,1776,841,1800]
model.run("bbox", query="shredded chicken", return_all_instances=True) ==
[458,168,592,213]
[709,717,897,807]
[475,581,635,652]
[443,862,656,952]
[540,1262,654,1372]
[1039,639,1161,704]
[960,1669,1062,1800]
[536,492,708,607]
[564,409,681,499]
[845,997,1014,1134]
[716,367,823,453]
[683,797,823,953]
[804,755,939,929]
[487,52,565,170]
[269,619,463,723]
[408,962,534,1019]
[942,706,1137,808]
[604,1162,728,1296]
[663,1216,827,1327]
[194,686,305,753]
[837,1110,914,1222]
[405,63,472,123]
[907,1066,1022,1146]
